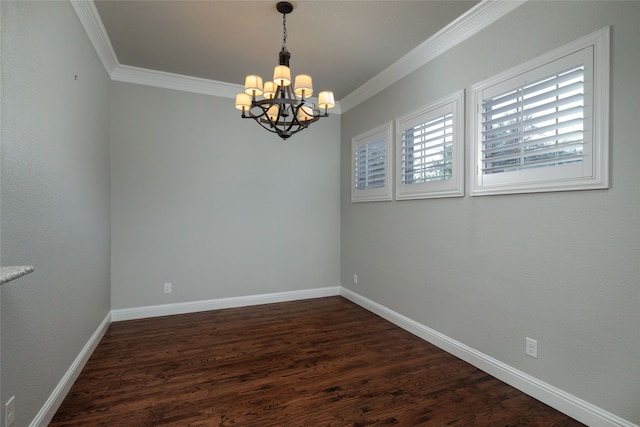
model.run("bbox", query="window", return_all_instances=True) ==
[471,27,609,196]
[351,122,393,202]
[396,91,464,199]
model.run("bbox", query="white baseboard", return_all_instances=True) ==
[30,312,111,427]
[111,286,341,322]
[340,287,637,427]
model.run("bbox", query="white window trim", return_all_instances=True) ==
[396,90,465,200]
[470,27,610,196]
[351,122,393,202]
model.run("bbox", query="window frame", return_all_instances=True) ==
[395,90,465,200]
[351,122,393,203]
[470,27,610,196]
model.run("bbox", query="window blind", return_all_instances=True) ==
[354,139,386,191]
[400,113,454,184]
[481,66,585,175]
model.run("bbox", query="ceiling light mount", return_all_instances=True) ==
[276,1,293,15]
[235,1,335,140]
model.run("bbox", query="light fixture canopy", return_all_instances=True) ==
[235,1,335,140]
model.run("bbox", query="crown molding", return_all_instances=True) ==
[109,65,342,113]
[111,65,243,99]
[71,0,524,113]
[338,0,528,113]
[69,0,118,76]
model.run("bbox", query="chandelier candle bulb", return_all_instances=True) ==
[235,93,252,111]
[294,74,313,98]
[235,1,335,139]
[298,105,314,122]
[267,105,279,122]
[244,75,263,96]
[318,91,335,110]
[273,65,291,86]
[263,81,277,100]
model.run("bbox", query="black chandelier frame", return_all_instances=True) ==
[239,2,332,140]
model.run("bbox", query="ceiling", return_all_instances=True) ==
[94,1,479,101]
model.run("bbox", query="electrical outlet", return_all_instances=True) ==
[526,337,538,358]
[164,283,172,293]
[353,274,358,285]
[5,396,15,427]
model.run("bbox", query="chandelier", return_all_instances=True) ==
[234,2,335,140]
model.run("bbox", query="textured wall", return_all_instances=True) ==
[340,1,639,423]
[110,82,341,309]
[1,1,111,425]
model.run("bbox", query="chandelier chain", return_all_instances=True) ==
[282,12,287,51]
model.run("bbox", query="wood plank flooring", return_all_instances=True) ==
[50,297,583,426]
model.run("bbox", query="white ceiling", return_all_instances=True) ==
[94,1,479,101]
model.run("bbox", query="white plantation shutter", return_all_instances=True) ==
[471,27,609,195]
[355,139,386,190]
[400,113,454,184]
[351,123,393,202]
[481,66,585,175]
[396,91,464,199]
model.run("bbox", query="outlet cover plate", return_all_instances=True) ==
[5,396,15,427]
[526,337,538,358]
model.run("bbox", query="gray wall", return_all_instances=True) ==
[110,82,341,309]
[1,1,111,426]
[341,1,639,424]
[1,0,637,425]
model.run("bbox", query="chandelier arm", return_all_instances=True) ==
[241,103,268,120]
[251,98,292,134]
[251,117,285,135]
[246,99,328,121]
[241,102,290,136]
[243,98,322,139]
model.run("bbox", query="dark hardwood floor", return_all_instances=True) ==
[50,296,583,426]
